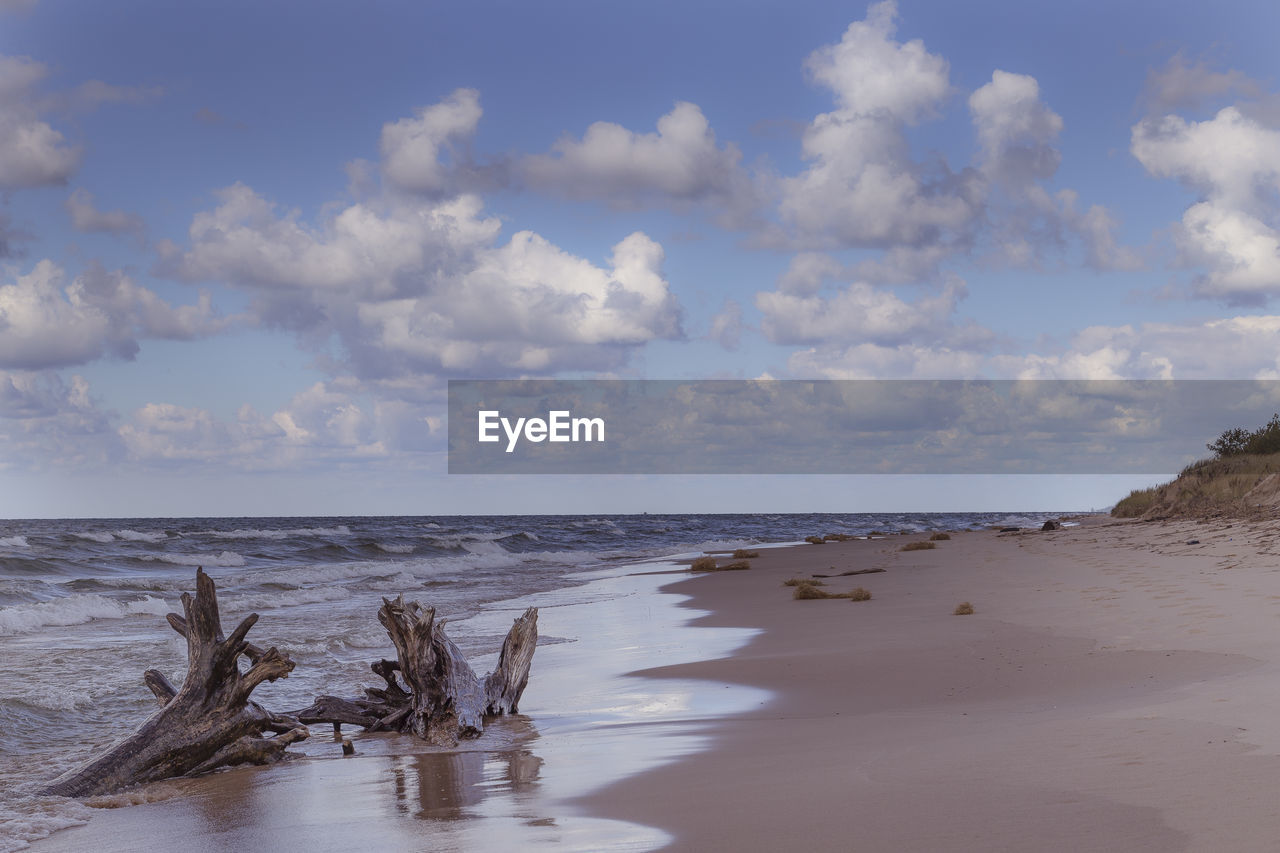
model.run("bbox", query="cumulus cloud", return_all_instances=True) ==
[159,180,682,377]
[1132,106,1280,301]
[0,260,227,369]
[785,314,1280,380]
[523,101,755,215]
[117,380,424,468]
[777,1,979,251]
[379,88,489,196]
[762,6,1139,276]
[970,70,1062,186]
[1141,52,1262,115]
[0,371,120,468]
[0,55,81,188]
[65,188,145,239]
[709,299,744,350]
[759,277,966,347]
[969,70,1139,271]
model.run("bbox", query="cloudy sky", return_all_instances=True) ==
[2,0,1279,517]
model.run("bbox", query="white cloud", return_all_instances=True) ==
[161,182,682,377]
[0,55,81,188]
[777,1,978,251]
[0,371,120,468]
[1141,53,1261,115]
[117,381,413,468]
[522,101,754,213]
[785,315,1280,380]
[970,70,1062,185]
[1132,106,1280,300]
[379,88,484,196]
[65,188,145,238]
[758,264,967,348]
[708,299,744,350]
[0,260,227,369]
[803,0,948,122]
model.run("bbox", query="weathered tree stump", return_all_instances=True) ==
[291,597,538,746]
[42,568,308,797]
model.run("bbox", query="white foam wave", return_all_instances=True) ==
[72,531,115,543]
[0,594,172,637]
[376,543,415,554]
[115,529,168,543]
[0,536,29,548]
[193,525,352,540]
[140,551,245,567]
[226,586,354,611]
[0,797,93,853]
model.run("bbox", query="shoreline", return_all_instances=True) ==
[584,517,1280,851]
[24,560,765,852]
[28,513,1280,851]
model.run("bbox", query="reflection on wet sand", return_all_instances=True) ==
[391,748,544,820]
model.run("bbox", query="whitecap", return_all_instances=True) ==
[139,551,245,567]
[0,536,29,548]
[192,525,352,540]
[0,594,171,637]
[115,529,168,543]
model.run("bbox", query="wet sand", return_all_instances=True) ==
[33,518,1280,851]
[587,518,1280,851]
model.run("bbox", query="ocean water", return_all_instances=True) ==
[0,511,1066,851]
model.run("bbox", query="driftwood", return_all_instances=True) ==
[291,597,538,746]
[42,568,308,797]
[811,568,886,578]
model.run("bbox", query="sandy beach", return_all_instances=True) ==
[30,516,1280,852]
[591,517,1280,851]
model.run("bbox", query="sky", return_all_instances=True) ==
[2,0,1279,517]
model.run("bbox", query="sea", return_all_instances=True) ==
[0,511,1068,851]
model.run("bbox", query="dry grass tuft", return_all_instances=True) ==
[783,577,824,587]
[822,533,854,542]
[929,532,951,541]
[953,601,975,615]
[793,581,872,601]
[900,541,936,552]
[691,556,751,572]
[792,582,830,599]
[804,535,826,545]
[732,549,760,559]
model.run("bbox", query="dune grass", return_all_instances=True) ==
[900,541,936,552]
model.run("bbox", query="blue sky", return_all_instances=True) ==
[2,0,1279,517]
